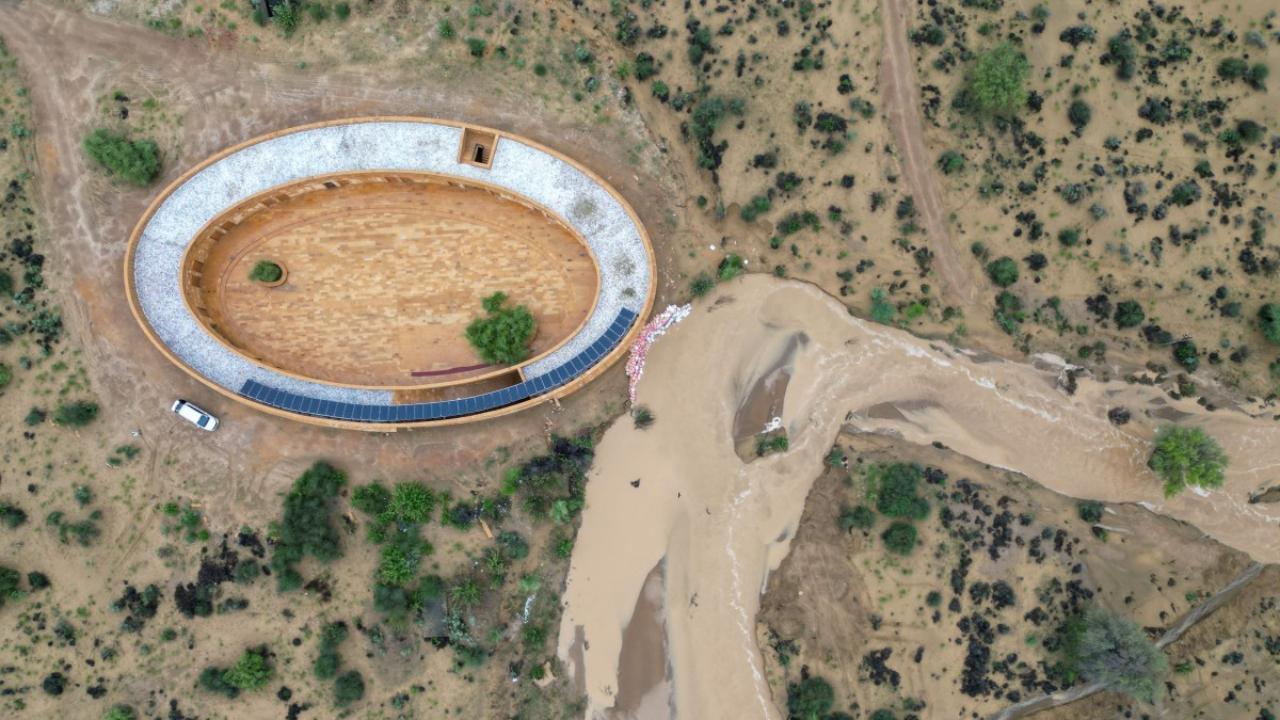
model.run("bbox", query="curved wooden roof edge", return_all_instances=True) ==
[123,115,658,431]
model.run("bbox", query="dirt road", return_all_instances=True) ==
[879,0,977,307]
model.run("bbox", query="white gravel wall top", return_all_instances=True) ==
[131,120,651,404]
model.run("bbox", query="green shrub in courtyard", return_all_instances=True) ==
[465,292,536,365]
[248,260,283,283]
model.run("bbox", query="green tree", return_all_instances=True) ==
[223,647,273,691]
[1147,426,1227,497]
[1067,100,1092,132]
[870,287,895,324]
[1217,57,1247,80]
[874,463,929,520]
[1062,607,1167,702]
[938,150,966,174]
[83,129,161,186]
[1114,300,1145,329]
[881,521,918,555]
[966,43,1030,116]
[986,256,1019,287]
[838,504,876,531]
[270,462,347,591]
[334,670,366,707]
[1259,304,1280,344]
[465,292,536,364]
[786,675,834,720]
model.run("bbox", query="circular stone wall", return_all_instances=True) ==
[125,117,655,429]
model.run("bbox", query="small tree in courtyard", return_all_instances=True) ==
[465,292,537,365]
[248,261,283,283]
[1147,425,1227,497]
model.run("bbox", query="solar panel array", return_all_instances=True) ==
[239,308,638,423]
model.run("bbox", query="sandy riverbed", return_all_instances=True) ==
[556,274,1280,719]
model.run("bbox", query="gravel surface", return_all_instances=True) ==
[131,120,650,406]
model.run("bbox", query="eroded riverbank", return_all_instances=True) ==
[556,275,1280,719]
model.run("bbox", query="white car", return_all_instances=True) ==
[171,399,219,431]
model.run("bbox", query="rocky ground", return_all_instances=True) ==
[758,432,1279,719]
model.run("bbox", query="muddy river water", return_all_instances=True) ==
[555,276,1280,719]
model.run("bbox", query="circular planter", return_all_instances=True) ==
[250,260,288,287]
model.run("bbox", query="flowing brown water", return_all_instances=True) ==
[556,276,1280,719]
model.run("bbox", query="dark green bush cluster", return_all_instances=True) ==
[0,502,27,529]
[1068,100,1092,133]
[54,400,99,427]
[739,195,771,222]
[1217,57,1269,89]
[270,462,347,591]
[870,287,895,324]
[313,622,349,680]
[1114,300,1145,329]
[1077,500,1104,524]
[859,462,934,556]
[1105,32,1137,80]
[334,670,366,707]
[1260,304,1280,344]
[838,504,876,532]
[717,253,745,282]
[786,675,834,719]
[0,565,23,608]
[83,129,160,186]
[872,463,930,520]
[938,150,966,175]
[985,256,1019,287]
[162,501,209,543]
[465,292,536,365]
[690,272,715,297]
[500,434,594,525]
[689,96,745,170]
[46,509,102,546]
[374,489,435,586]
[755,434,789,457]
